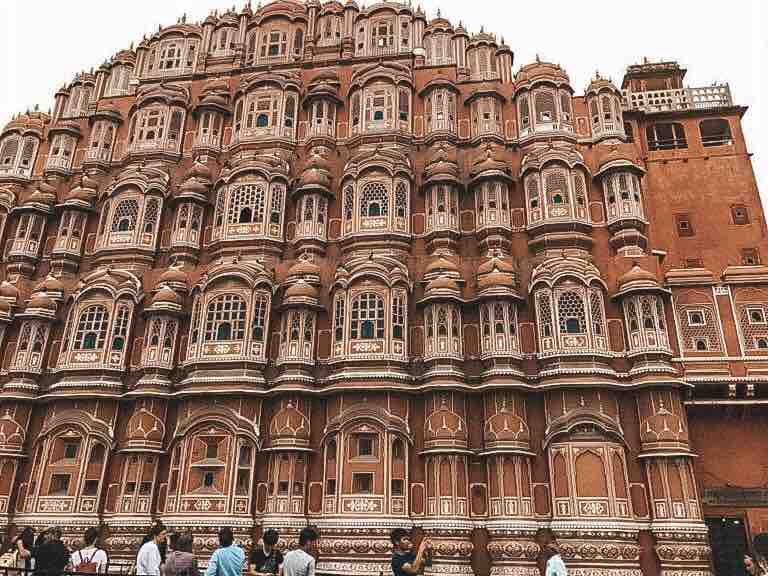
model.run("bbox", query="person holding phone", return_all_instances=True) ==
[390,529,431,576]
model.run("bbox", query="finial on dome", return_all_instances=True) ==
[436,8,441,17]
[535,53,541,63]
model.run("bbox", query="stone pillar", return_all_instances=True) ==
[637,389,712,576]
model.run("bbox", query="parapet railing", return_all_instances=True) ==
[622,84,732,113]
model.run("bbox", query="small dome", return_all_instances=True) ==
[515,59,571,87]
[0,281,19,300]
[470,144,512,182]
[596,146,645,177]
[296,150,333,196]
[188,159,212,181]
[477,270,517,292]
[586,72,620,96]
[425,275,460,297]
[158,263,189,288]
[285,279,319,300]
[152,285,182,306]
[24,186,57,208]
[35,274,64,294]
[288,258,321,279]
[618,263,659,290]
[424,256,459,277]
[478,255,515,276]
[28,290,56,311]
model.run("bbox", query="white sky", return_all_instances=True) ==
[1,0,766,201]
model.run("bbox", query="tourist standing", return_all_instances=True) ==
[281,527,319,576]
[13,527,35,573]
[204,528,245,576]
[136,523,168,576]
[33,527,70,576]
[249,529,283,576]
[390,528,431,576]
[163,533,199,576]
[535,529,567,576]
[69,527,109,574]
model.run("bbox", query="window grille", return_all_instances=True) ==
[74,305,110,350]
[395,181,408,218]
[360,182,389,217]
[590,290,605,336]
[392,294,405,339]
[227,184,266,225]
[545,170,569,205]
[537,292,553,338]
[558,291,585,334]
[535,91,556,123]
[112,304,131,350]
[143,198,160,234]
[270,184,285,225]
[334,295,345,342]
[351,293,385,340]
[111,199,139,232]
[252,294,268,341]
[204,294,247,341]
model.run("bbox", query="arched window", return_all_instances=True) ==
[646,123,687,151]
[395,181,408,219]
[111,199,139,232]
[398,88,410,122]
[205,294,247,341]
[227,184,266,225]
[74,305,110,350]
[360,182,389,218]
[351,293,385,340]
[560,92,572,122]
[558,292,585,334]
[334,295,345,342]
[252,294,268,341]
[293,29,304,55]
[700,119,732,147]
[535,91,556,123]
[520,95,530,128]
[284,96,296,128]
[545,170,569,206]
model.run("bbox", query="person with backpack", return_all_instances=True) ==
[204,528,244,576]
[69,527,109,574]
[163,533,199,576]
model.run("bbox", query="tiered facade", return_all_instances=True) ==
[0,2,763,575]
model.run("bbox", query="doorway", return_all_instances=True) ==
[706,516,749,576]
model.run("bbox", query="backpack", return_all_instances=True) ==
[74,549,100,574]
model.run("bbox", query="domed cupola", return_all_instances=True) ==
[514,58,575,143]
[192,79,231,153]
[595,145,648,254]
[170,160,212,265]
[613,261,672,358]
[52,174,99,275]
[470,144,514,254]
[585,72,627,143]
[303,70,342,143]
[423,144,462,253]
[5,283,60,395]
[476,253,524,365]
[0,109,48,182]
[8,181,58,277]
[276,274,322,372]
[137,276,187,391]
[424,394,468,452]
[521,142,593,255]
[418,259,465,368]
[293,148,333,255]
[0,280,18,351]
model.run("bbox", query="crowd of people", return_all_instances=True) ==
[3,522,767,576]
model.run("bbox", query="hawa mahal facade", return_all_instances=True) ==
[0,1,765,575]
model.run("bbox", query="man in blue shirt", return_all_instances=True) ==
[206,527,245,576]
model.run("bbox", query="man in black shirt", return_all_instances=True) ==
[249,529,283,576]
[33,527,70,576]
[390,528,431,576]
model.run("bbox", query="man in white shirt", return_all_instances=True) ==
[535,528,567,576]
[70,527,109,574]
[136,523,167,576]
[281,527,319,576]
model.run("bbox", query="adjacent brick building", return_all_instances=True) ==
[0,2,764,575]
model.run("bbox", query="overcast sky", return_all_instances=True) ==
[1,1,765,200]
